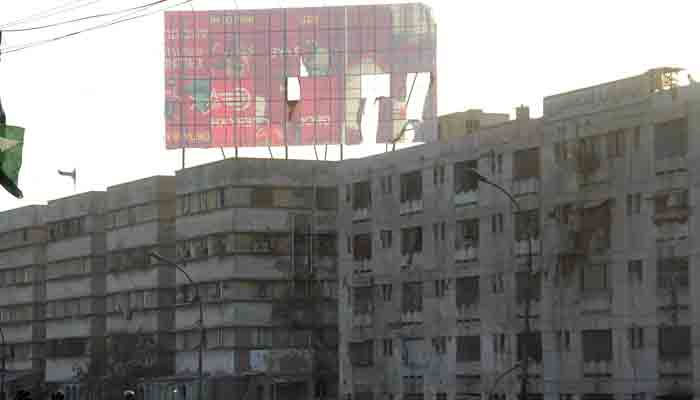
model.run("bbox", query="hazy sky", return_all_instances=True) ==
[0,0,697,211]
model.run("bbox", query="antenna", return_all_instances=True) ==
[57,168,76,192]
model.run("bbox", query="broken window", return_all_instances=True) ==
[454,160,478,194]
[316,187,337,210]
[353,181,371,210]
[252,187,274,208]
[582,330,612,362]
[401,226,423,255]
[353,286,373,316]
[456,335,481,362]
[513,148,540,180]
[654,118,688,159]
[516,271,541,303]
[658,326,690,360]
[456,276,479,309]
[402,282,423,313]
[515,210,539,240]
[517,332,542,363]
[657,257,689,289]
[654,190,688,217]
[606,130,626,158]
[400,170,422,202]
[628,327,644,349]
[456,219,479,249]
[349,340,374,366]
[353,234,372,261]
[581,264,608,291]
[628,260,643,284]
[627,193,641,215]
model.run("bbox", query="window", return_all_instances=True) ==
[582,264,608,291]
[628,327,644,349]
[353,286,373,316]
[557,330,571,352]
[353,181,371,210]
[436,393,447,400]
[658,326,690,360]
[456,276,479,309]
[433,165,445,186]
[434,280,448,298]
[381,284,392,302]
[454,160,478,194]
[516,271,541,303]
[349,341,374,366]
[582,330,612,362]
[353,234,372,261]
[491,213,503,233]
[432,337,447,354]
[401,227,423,255]
[513,148,540,180]
[654,190,688,215]
[456,335,480,362]
[654,118,688,159]
[316,187,338,210]
[456,219,479,249]
[606,130,625,158]
[492,273,504,294]
[465,119,480,133]
[432,222,446,243]
[515,210,539,240]
[380,230,393,249]
[383,339,393,356]
[497,154,503,173]
[402,282,423,313]
[492,334,506,354]
[633,126,641,150]
[628,260,643,283]
[657,257,689,289]
[345,184,351,203]
[48,217,85,242]
[627,193,641,215]
[517,332,542,362]
[251,188,275,208]
[400,171,422,202]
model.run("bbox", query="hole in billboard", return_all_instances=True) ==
[359,74,391,140]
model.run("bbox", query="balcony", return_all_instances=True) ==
[455,245,478,262]
[400,252,423,269]
[454,190,478,207]
[655,155,687,174]
[401,311,423,324]
[515,238,540,256]
[658,356,692,376]
[512,177,539,196]
[352,313,373,327]
[399,199,423,215]
[352,208,370,222]
[583,360,613,377]
[656,220,689,241]
[353,260,372,275]
[457,304,479,321]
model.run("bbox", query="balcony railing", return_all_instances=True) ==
[401,311,423,324]
[399,199,423,215]
[454,190,478,207]
[455,245,478,262]
[583,360,613,377]
[352,313,373,327]
[515,238,540,256]
[352,208,370,222]
[512,178,539,196]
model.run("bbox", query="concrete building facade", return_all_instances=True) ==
[438,109,510,142]
[338,72,700,400]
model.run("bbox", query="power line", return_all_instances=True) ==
[2,0,175,32]
[0,0,104,30]
[0,0,192,56]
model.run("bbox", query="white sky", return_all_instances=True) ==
[0,0,698,211]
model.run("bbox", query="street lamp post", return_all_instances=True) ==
[0,326,6,400]
[466,169,533,400]
[149,252,205,400]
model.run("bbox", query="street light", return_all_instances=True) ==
[148,252,205,400]
[466,168,533,400]
[0,326,6,400]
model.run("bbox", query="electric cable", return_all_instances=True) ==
[0,0,192,56]
[2,0,176,32]
[0,0,104,30]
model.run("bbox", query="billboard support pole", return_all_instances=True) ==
[339,6,348,161]
[181,148,185,170]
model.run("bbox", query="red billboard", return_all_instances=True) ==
[164,3,437,149]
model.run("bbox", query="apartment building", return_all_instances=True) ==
[139,158,340,400]
[44,192,107,398]
[0,206,47,391]
[104,176,177,386]
[338,71,700,400]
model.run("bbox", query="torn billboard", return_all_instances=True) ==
[164,3,437,149]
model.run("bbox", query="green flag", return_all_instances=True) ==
[0,125,24,198]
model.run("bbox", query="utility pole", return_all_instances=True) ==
[0,327,5,400]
